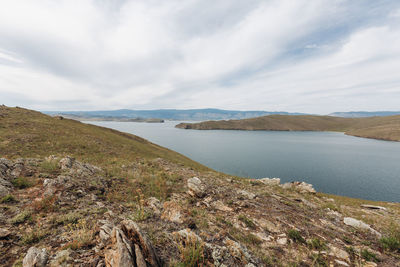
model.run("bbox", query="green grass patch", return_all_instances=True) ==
[238,214,256,229]
[360,249,380,263]
[307,238,327,250]
[11,210,32,225]
[11,177,34,189]
[288,229,305,244]
[0,194,16,203]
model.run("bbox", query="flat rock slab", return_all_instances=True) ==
[360,204,387,211]
[343,217,381,238]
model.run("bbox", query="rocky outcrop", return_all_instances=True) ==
[343,217,382,237]
[59,156,101,176]
[104,220,160,267]
[187,177,206,197]
[23,247,48,267]
[259,177,280,186]
[161,201,184,224]
[281,181,316,193]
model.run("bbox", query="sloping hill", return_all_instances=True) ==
[176,114,400,141]
[0,106,205,170]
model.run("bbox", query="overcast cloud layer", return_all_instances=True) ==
[0,0,400,113]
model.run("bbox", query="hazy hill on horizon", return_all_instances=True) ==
[43,108,400,121]
[329,111,400,118]
[43,108,306,121]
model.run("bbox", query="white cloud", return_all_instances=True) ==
[0,0,399,113]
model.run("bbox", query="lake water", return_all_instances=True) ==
[88,121,400,202]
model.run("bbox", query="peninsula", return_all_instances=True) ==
[176,114,400,142]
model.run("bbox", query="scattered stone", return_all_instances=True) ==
[212,200,233,212]
[23,247,48,267]
[0,228,11,238]
[259,177,280,186]
[238,190,256,200]
[49,249,72,267]
[334,259,349,266]
[59,156,75,170]
[281,182,316,193]
[173,228,202,242]
[0,184,10,198]
[105,220,160,267]
[187,177,206,197]
[257,219,281,233]
[161,201,184,224]
[99,221,114,244]
[328,245,349,261]
[224,238,256,265]
[360,204,387,211]
[277,238,287,245]
[147,197,162,215]
[343,217,381,237]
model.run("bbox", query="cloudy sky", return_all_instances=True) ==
[0,0,400,114]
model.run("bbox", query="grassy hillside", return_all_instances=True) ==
[176,114,400,141]
[0,106,206,170]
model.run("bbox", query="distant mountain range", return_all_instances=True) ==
[43,109,400,121]
[43,109,306,121]
[329,111,400,118]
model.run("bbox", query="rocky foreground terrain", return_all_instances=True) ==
[0,106,399,266]
[0,156,399,266]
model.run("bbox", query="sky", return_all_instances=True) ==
[0,0,400,114]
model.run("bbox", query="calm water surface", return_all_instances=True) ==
[88,121,400,202]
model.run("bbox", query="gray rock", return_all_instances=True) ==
[187,177,206,198]
[147,197,162,215]
[281,181,316,193]
[343,217,381,238]
[0,184,10,198]
[0,228,11,238]
[23,247,48,267]
[105,220,161,267]
[334,259,350,266]
[360,204,387,211]
[328,244,349,261]
[238,190,256,200]
[276,237,287,245]
[59,156,75,170]
[259,177,280,186]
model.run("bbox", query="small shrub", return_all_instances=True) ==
[380,223,400,252]
[32,196,57,213]
[380,236,400,252]
[131,188,150,221]
[310,253,328,267]
[342,236,353,245]
[0,194,16,203]
[40,160,59,174]
[11,177,34,189]
[21,229,47,245]
[238,214,256,229]
[360,249,380,263]
[11,210,32,225]
[308,238,327,250]
[174,234,204,267]
[52,212,82,226]
[288,229,305,243]
[62,219,95,250]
